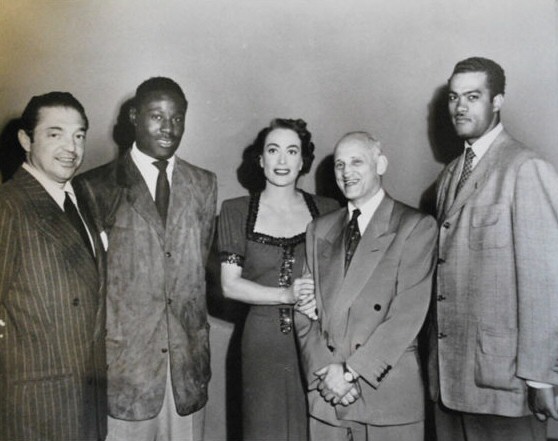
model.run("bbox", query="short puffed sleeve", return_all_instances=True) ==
[218,197,249,267]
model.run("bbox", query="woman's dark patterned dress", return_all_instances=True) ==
[218,192,338,441]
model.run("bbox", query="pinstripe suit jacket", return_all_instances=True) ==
[0,168,107,441]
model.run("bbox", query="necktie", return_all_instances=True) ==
[455,147,475,196]
[64,192,94,257]
[153,160,170,225]
[344,208,361,274]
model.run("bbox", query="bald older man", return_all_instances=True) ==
[295,132,437,441]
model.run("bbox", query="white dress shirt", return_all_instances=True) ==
[347,187,385,234]
[130,143,175,201]
[22,162,95,253]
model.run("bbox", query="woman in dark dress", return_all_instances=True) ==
[218,118,338,441]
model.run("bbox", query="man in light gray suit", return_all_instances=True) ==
[429,57,558,441]
[76,77,217,441]
[296,132,437,441]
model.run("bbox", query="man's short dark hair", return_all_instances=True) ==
[134,77,188,109]
[20,92,88,141]
[450,57,506,98]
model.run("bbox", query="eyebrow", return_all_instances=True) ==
[46,126,87,131]
[265,143,300,148]
[449,89,482,95]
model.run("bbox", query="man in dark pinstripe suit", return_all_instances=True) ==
[0,92,107,440]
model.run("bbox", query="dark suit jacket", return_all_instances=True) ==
[0,168,107,441]
[296,194,437,427]
[429,129,558,416]
[75,152,217,420]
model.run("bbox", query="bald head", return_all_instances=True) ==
[333,131,388,207]
[335,131,383,158]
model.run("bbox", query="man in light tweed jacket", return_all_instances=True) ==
[429,56,558,441]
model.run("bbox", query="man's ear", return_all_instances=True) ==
[129,107,137,126]
[376,154,388,176]
[492,94,504,113]
[17,129,32,153]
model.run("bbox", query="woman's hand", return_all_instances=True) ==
[292,275,317,320]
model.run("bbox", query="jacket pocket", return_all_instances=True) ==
[474,325,522,392]
[469,204,509,250]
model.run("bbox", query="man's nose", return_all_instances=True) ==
[160,118,172,133]
[456,96,467,111]
[63,135,77,152]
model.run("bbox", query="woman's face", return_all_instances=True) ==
[260,128,303,187]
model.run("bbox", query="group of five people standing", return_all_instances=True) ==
[1,56,557,441]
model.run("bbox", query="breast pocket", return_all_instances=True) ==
[469,204,509,250]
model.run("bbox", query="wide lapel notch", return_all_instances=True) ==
[120,154,166,243]
[333,196,396,317]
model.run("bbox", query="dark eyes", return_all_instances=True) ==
[150,114,183,124]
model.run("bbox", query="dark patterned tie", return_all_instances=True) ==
[64,192,94,257]
[153,160,170,225]
[344,208,361,274]
[455,147,475,196]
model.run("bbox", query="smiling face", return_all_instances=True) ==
[448,71,503,144]
[259,128,303,188]
[130,90,187,160]
[18,106,87,186]
[334,135,387,207]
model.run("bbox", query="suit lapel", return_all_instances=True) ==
[317,212,346,317]
[332,196,396,318]
[438,159,460,220]
[15,169,98,288]
[119,154,165,243]
[165,159,194,239]
[444,131,511,219]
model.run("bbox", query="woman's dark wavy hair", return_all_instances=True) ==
[237,118,316,192]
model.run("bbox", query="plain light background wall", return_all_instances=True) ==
[1,1,557,439]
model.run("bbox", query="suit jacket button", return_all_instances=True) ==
[162,348,168,353]
[374,304,381,311]
[437,295,446,301]
[165,252,172,258]
[437,258,445,264]
[72,298,80,306]
[437,332,447,339]
[167,298,172,305]
[355,343,361,349]
[443,221,450,229]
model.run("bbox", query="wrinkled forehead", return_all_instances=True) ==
[334,137,379,160]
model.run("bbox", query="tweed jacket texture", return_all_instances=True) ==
[75,152,217,420]
[295,194,437,426]
[0,168,107,441]
[428,129,558,416]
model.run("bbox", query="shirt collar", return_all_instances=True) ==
[465,122,503,166]
[347,187,385,234]
[22,162,75,210]
[130,143,176,200]
[131,142,176,172]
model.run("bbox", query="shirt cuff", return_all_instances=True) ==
[526,380,553,389]
[345,363,359,380]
